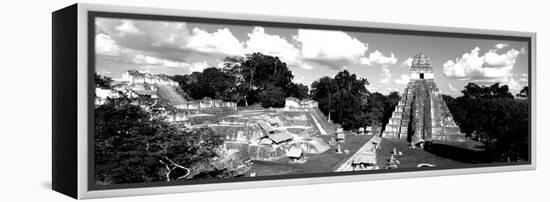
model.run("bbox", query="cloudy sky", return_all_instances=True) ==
[95,17,529,96]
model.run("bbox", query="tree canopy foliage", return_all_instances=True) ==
[516,86,528,98]
[312,70,367,129]
[175,67,237,101]
[94,95,248,184]
[310,70,401,130]
[223,52,295,107]
[95,73,113,89]
[364,91,401,128]
[171,53,308,108]
[287,82,310,100]
[444,83,529,162]
[461,82,514,99]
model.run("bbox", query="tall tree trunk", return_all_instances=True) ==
[328,91,332,122]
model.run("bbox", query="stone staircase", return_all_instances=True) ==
[382,79,464,143]
[156,84,188,106]
[382,81,414,139]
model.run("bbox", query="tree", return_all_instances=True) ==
[516,86,528,98]
[359,91,401,129]
[223,53,294,106]
[384,91,401,125]
[462,83,513,99]
[444,83,529,162]
[94,97,228,184]
[222,56,250,106]
[171,74,198,91]
[311,70,368,130]
[95,73,113,89]
[172,68,237,101]
[287,83,309,100]
[311,76,337,121]
[170,73,199,100]
[258,85,286,108]
[363,92,387,126]
[186,67,236,100]
[442,94,468,135]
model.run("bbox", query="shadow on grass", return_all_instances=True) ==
[425,143,490,164]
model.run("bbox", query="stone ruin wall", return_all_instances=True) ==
[211,110,330,161]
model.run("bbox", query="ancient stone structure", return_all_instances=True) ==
[284,97,319,110]
[121,70,179,86]
[382,53,465,144]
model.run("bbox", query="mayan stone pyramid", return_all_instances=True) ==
[382,53,465,144]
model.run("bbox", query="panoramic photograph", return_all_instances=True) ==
[93,17,530,185]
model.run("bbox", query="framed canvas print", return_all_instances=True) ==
[52,3,536,199]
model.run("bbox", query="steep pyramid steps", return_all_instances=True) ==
[309,108,337,135]
[156,85,188,106]
[307,113,327,135]
[382,53,465,144]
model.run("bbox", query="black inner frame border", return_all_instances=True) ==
[87,10,533,191]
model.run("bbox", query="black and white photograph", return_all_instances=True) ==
[4,0,550,201]
[92,14,531,187]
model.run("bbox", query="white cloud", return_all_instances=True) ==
[133,55,213,75]
[519,78,528,83]
[132,53,189,67]
[148,22,190,48]
[96,18,248,74]
[239,27,379,70]
[394,74,410,84]
[448,83,459,92]
[100,18,245,59]
[189,61,210,72]
[518,73,528,83]
[357,50,398,84]
[293,29,369,68]
[495,43,509,49]
[95,33,121,56]
[484,49,520,68]
[386,88,399,93]
[246,27,298,58]
[443,46,523,80]
[115,20,142,35]
[293,76,308,86]
[360,50,397,66]
[187,27,244,56]
[245,27,304,68]
[380,66,391,84]
[401,57,413,67]
[443,47,484,79]
[366,86,379,93]
[296,62,315,70]
[95,32,199,74]
[97,18,399,73]
[502,77,522,91]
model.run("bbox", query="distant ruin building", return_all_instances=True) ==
[121,70,179,87]
[96,70,238,124]
[382,53,465,144]
[284,97,319,110]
